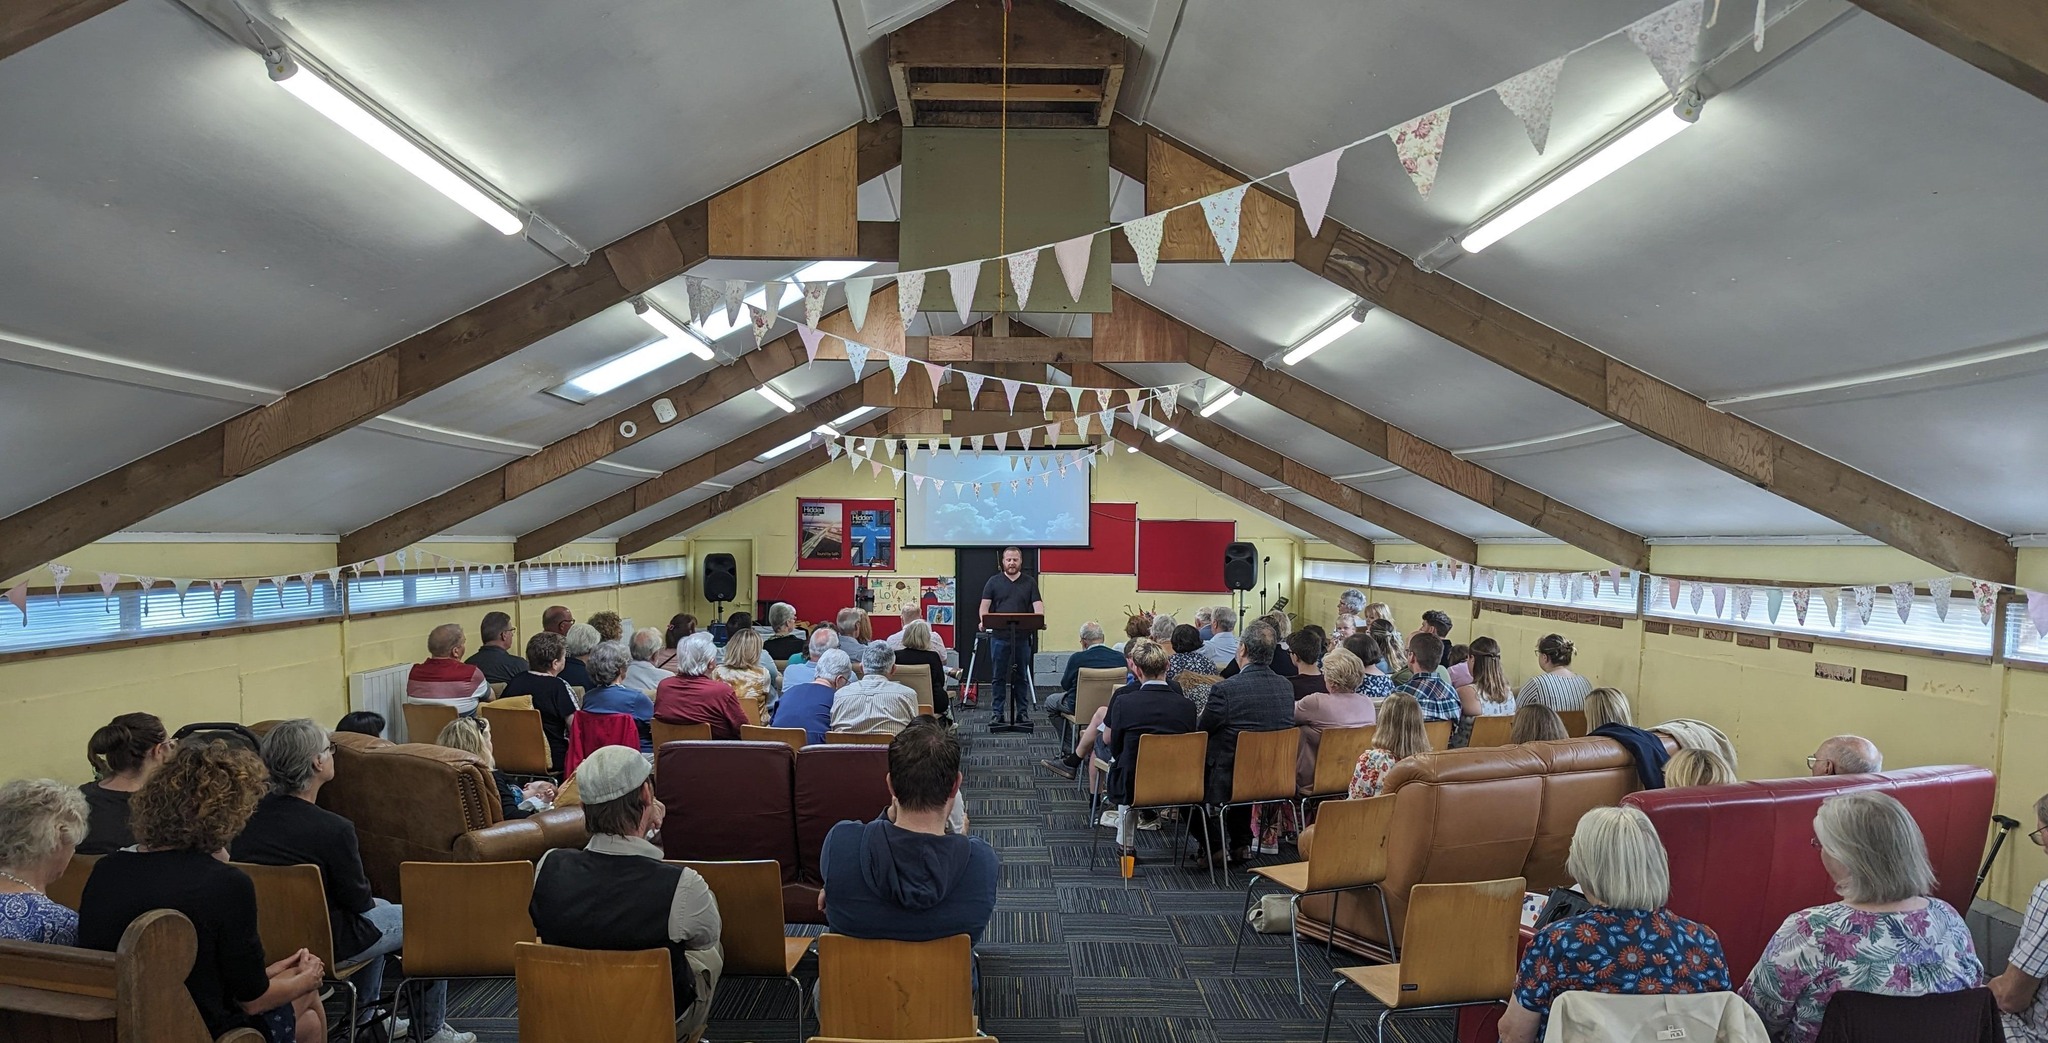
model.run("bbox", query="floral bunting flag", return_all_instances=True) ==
[848,446,862,471]
[1733,586,1753,619]
[1094,388,1114,411]
[1929,577,1954,622]
[1018,427,1034,451]
[1766,587,1784,622]
[210,580,227,610]
[887,353,912,390]
[801,281,829,329]
[3,580,25,625]
[1889,581,1915,623]
[827,440,843,460]
[1000,378,1021,411]
[1099,409,1117,437]
[1392,106,1453,198]
[971,435,986,453]
[1199,185,1248,264]
[721,279,748,325]
[844,277,874,332]
[963,371,986,403]
[46,563,71,602]
[746,303,773,345]
[1852,585,1876,625]
[973,482,984,498]
[2029,590,2048,638]
[897,271,925,327]
[1005,250,1037,311]
[1494,56,1567,155]
[689,280,723,328]
[922,360,948,395]
[946,261,980,325]
[1285,148,1344,238]
[1973,580,1999,624]
[1688,581,1705,614]
[798,325,825,363]
[845,341,871,379]
[910,473,925,491]
[1626,0,1706,94]
[1792,587,1811,625]
[1054,234,1094,302]
[1123,211,1167,285]
[891,468,904,487]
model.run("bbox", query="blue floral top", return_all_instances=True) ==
[1355,672,1394,698]
[1737,898,1982,1043]
[1514,906,1729,1036]
[0,891,78,945]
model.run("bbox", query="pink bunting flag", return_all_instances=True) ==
[1665,577,1680,609]
[1626,0,1707,93]
[1493,56,1567,155]
[801,281,829,329]
[1392,106,1452,198]
[3,580,25,625]
[1053,234,1094,303]
[1005,250,1037,311]
[897,271,925,327]
[870,460,884,477]
[1792,588,1811,625]
[910,473,924,490]
[946,261,980,325]
[922,361,947,395]
[798,325,825,362]
[2030,590,2048,637]
[1608,566,1625,594]
[1973,581,1999,625]
[844,277,874,332]
[1889,581,1915,623]
[1199,185,1248,264]
[1122,212,1167,285]
[1285,148,1344,238]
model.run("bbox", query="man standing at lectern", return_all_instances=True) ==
[979,546,1045,729]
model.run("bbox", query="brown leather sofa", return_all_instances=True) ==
[1295,734,1675,958]
[317,731,500,901]
[454,807,589,863]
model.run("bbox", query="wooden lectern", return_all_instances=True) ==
[980,612,1045,733]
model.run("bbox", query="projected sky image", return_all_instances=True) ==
[905,452,1092,546]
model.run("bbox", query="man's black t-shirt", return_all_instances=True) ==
[980,572,1041,614]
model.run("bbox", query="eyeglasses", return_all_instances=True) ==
[1805,756,1821,770]
[1810,837,1823,850]
[2032,826,2048,847]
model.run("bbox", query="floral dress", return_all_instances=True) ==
[1514,906,1729,1038]
[1356,672,1395,699]
[1738,898,1983,1043]
[1349,747,1401,799]
[0,892,77,945]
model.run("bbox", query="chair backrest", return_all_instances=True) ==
[480,703,551,775]
[1395,877,1523,1006]
[566,711,643,776]
[489,681,508,699]
[233,861,340,967]
[403,701,460,746]
[741,725,808,750]
[794,745,893,885]
[654,741,798,879]
[514,941,676,1043]
[676,860,784,977]
[1423,720,1453,751]
[1131,731,1208,808]
[398,860,537,977]
[570,685,586,705]
[740,695,766,725]
[1304,795,1395,892]
[1814,986,2000,1043]
[1073,667,1124,723]
[898,668,935,709]
[825,731,893,745]
[46,853,98,912]
[816,934,975,1039]
[1228,727,1301,803]
[1546,992,1771,1043]
[1310,726,1375,798]
[1467,715,1515,748]
[652,720,713,747]
[0,908,222,1043]
[1557,710,1587,737]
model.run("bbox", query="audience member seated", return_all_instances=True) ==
[334,711,386,738]
[1331,613,1358,645]
[782,626,840,687]
[231,719,470,1042]
[77,711,172,855]
[1102,640,1198,860]
[499,631,578,774]
[79,739,328,1043]
[714,627,774,705]
[541,604,575,637]
[1394,632,1459,724]
[1349,692,1428,799]
[1049,621,1126,716]
[1807,734,1882,776]
[587,610,624,644]
[1363,601,1393,628]
[1336,588,1367,620]
[1340,632,1396,698]
[532,747,723,1037]
[653,633,745,741]
[1201,605,1240,666]
[1199,621,1293,866]
[1519,633,1593,711]
[762,602,807,662]
[1367,619,1402,674]
[1294,648,1375,794]
[1195,606,1216,641]
[895,620,950,716]
[821,719,997,945]
[1510,703,1569,744]
[651,613,694,670]
[1500,806,1730,1043]
[622,627,670,695]
[1456,636,1518,723]
[1583,687,1669,789]
[772,649,851,745]
[560,622,600,690]
[834,608,865,656]
[436,717,556,820]
[1739,791,1983,1043]
[1218,612,1300,680]
[408,623,490,715]
[463,610,527,685]
[583,640,656,752]
[1166,624,1216,681]
[1991,791,2048,1042]
[830,642,920,737]
[1665,748,1736,788]
[1287,629,1329,698]
[1120,613,1152,658]
[0,778,89,943]
[1149,611,1178,647]
[884,604,944,654]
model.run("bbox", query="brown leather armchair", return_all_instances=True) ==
[317,731,500,901]
[454,807,590,864]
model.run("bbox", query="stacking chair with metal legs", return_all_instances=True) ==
[1466,715,1516,748]
[233,861,370,1043]
[740,724,809,750]
[1087,731,1212,885]
[815,934,975,1041]
[1319,877,1525,1043]
[515,941,690,1043]
[1204,727,1301,886]
[397,861,537,1042]
[651,720,713,748]
[1230,794,1397,1003]
[1298,725,1374,824]
[677,860,814,1043]
[1058,667,1123,751]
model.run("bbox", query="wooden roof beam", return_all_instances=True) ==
[1849,0,2048,103]
[1132,439,1375,562]
[2,0,126,61]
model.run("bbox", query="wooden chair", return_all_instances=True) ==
[402,701,460,745]
[810,1038,990,1043]
[652,720,713,748]
[742,724,809,750]
[899,668,935,712]
[918,704,935,717]
[1423,720,1453,751]
[488,681,508,700]
[0,908,265,1043]
[1467,715,1515,748]
[45,853,98,912]
[825,731,894,745]
[515,941,686,1043]
[815,934,974,1040]
[570,685,586,707]
[1206,727,1302,885]
[1231,795,1397,1001]
[740,696,766,726]
[1319,877,1525,1043]
[1558,710,1588,737]
[1301,726,1374,818]
[399,861,536,1042]
[1059,667,1125,748]
[233,861,370,1042]
[1089,731,1212,884]
[480,703,552,776]
[678,860,812,1041]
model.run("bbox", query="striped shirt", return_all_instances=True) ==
[1517,671,1593,712]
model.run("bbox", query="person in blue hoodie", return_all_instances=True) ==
[819,718,998,948]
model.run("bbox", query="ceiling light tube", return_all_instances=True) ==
[633,300,714,360]
[1153,427,1179,442]
[1461,98,1698,254]
[757,432,815,461]
[755,386,798,413]
[1199,389,1241,417]
[1283,312,1364,366]
[267,54,523,235]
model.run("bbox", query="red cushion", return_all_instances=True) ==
[794,745,893,886]
[655,741,798,881]
[1625,765,1994,982]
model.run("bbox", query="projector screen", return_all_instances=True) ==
[905,453,1093,547]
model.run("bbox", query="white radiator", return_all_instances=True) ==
[347,663,413,741]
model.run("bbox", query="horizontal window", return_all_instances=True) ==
[344,567,514,617]
[2006,601,2048,666]
[1371,562,1473,598]
[1643,577,1993,656]
[1477,567,1637,616]
[622,557,688,584]
[1302,560,1371,587]
[0,579,340,655]
[520,561,620,595]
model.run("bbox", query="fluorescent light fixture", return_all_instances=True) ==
[1199,389,1241,417]
[756,386,798,413]
[830,407,877,427]
[813,425,841,437]
[269,58,522,235]
[568,341,695,397]
[1283,312,1364,366]
[791,260,875,283]
[1462,106,1695,253]
[632,300,714,360]
[1153,427,1179,443]
[757,432,815,461]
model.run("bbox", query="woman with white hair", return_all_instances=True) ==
[581,640,657,752]
[653,632,748,740]
[1500,806,1730,1043]
[0,778,90,943]
[1739,791,1983,1043]
[560,622,601,690]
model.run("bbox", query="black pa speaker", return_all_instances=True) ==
[1223,542,1257,591]
[703,553,738,604]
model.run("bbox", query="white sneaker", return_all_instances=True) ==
[382,1016,409,1038]
[424,1028,476,1043]
[1097,810,1120,828]
[1137,816,1163,831]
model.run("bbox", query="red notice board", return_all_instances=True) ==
[1136,519,1236,593]
[1041,502,1138,575]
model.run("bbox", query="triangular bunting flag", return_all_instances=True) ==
[1792,588,1811,625]
[882,439,899,460]
[827,441,843,460]
[971,435,986,452]
[1712,584,1727,617]
[1890,581,1915,623]
[993,432,1008,452]
[1973,581,1999,625]
[3,580,25,625]
[949,437,963,457]
[1766,587,1784,622]
[1821,589,1840,627]
[1285,148,1343,238]
[887,353,911,390]
[1032,383,1054,411]
[761,281,786,317]
[690,279,723,329]
[1005,250,1037,311]
[210,580,227,609]
[1073,412,1092,438]
[372,556,386,575]
[897,271,925,327]
[1018,427,1034,451]
[848,447,862,471]
[1099,409,1116,436]
[891,468,904,487]
[747,303,773,345]
[2030,590,2048,638]
[1044,421,1060,445]
[1053,234,1094,303]
[1060,384,1083,414]
[870,460,884,477]
[798,325,825,362]
[922,361,947,395]
[46,563,70,602]
[1852,585,1876,625]
[1392,106,1452,198]
[722,279,748,325]
[963,371,987,403]
[1626,0,1706,94]
[845,341,870,379]
[1688,582,1705,613]
[1493,56,1567,155]
[946,261,980,325]
[911,473,924,490]
[1093,388,1114,411]
[801,281,829,329]
[1122,212,1167,285]
[844,277,874,332]
[973,482,984,497]
[1199,185,1249,264]
[1929,577,1954,622]
[1665,577,1680,609]
[1000,378,1021,411]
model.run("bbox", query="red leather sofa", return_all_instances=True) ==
[1625,765,1995,981]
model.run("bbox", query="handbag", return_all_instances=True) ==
[1248,894,1295,934]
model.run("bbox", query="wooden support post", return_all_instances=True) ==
[1,0,126,61]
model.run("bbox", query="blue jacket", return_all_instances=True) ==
[1061,643,1128,695]
[770,681,836,745]
[821,817,997,946]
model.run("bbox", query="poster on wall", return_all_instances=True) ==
[797,498,896,571]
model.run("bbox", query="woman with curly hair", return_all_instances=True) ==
[78,739,327,1043]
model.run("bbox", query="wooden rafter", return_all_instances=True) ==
[1849,0,2048,102]
[1131,439,1375,562]
[1104,116,2017,583]
[1,0,125,61]
[0,118,902,583]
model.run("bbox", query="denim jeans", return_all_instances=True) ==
[338,899,448,1032]
[987,636,1032,719]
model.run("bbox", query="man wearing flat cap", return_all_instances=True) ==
[530,746,723,1037]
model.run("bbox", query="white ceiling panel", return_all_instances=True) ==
[457,468,649,539]
[1274,489,1401,543]
[0,365,247,518]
